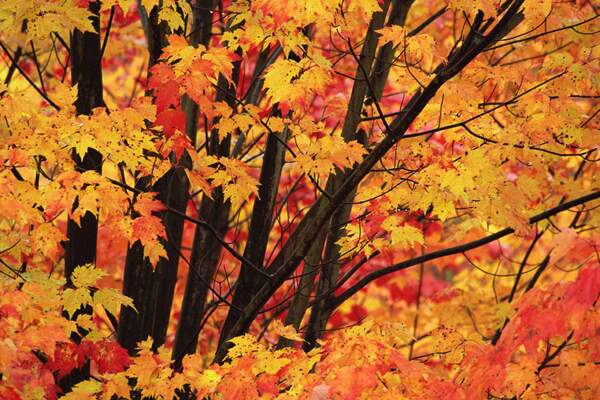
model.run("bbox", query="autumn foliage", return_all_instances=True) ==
[0,0,599,399]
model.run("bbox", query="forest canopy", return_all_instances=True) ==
[0,0,599,399]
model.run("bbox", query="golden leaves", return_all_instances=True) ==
[263,56,332,110]
[141,0,191,32]
[384,218,425,248]
[129,193,167,268]
[152,35,237,116]
[71,264,106,288]
[31,222,66,263]
[61,286,92,319]
[431,326,466,364]
[62,264,135,319]
[377,26,437,69]
[210,157,259,210]
[269,319,304,342]
[293,132,366,178]
[522,0,552,29]
[447,0,496,16]
[0,0,94,41]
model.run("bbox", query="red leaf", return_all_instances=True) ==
[256,374,279,396]
[165,130,192,161]
[47,342,85,379]
[155,108,186,137]
[148,63,180,113]
[83,340,132,374]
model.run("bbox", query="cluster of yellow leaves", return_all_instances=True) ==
[0,0,93,43]
[209,157,259,210]
[377,26,437,70]
[447,0,497,16]
[2,260,599,399]
[0,82,176,268]
[185,150,260,211]
[292,130,366,179]
[1,82,159,174]
[337,218,424,258]
[0,266,136,398]
[145,0,191,32]
[62,264,135,323]
[263,55,332,109]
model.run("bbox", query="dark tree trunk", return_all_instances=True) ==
[172,71,239,366]
[64,0,105,282]
[118,3,191,353]
[304,0,415,349]
[213,124,289,357]
[60,0,104,392]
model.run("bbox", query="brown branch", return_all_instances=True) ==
[327,190,600,311]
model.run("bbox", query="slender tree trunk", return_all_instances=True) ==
[118,3,191,352]
[64,0,105,282]
[60,0,104,391]
[172,42,279,366]
[212,125,289,355]
[276,228,328,349]
[304,0,415,349]
[172,74,238,366]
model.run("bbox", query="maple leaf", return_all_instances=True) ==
[522,0,551,29]
[85,339,132,374]
[226,334,261,359]
[155,107,186,137]
[130,215,168,267]
[133,192,165,217]
[71,264,106,288]
[47,341,85,379]
[93,287,136,316]
[31,222,66,262]
[447,0,496,16]
[162,129,193,161]
[102,372,131,400]
[210,157,259,210]
[62,287,93,318]
[61,380,102,399]
[270,319,304,342]
[148,63,180,112]
[388,223,425,248]
[0,0,94,40]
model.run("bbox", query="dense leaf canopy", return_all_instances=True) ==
[0,0,599,399]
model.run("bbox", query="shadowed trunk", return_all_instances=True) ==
[172,43,279,366]
[304,0,415,350]
[118,2,192,352]
[64,0,105,282]
[172,75,238,366]
[60,0,104,391]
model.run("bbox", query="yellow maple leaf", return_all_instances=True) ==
[93,287,136,316]
[376,26,408,46]
[226,334,261,359]
[62,287,93,318]
[61,380,102,400]
[101,372,131,400]
[447,0,496,16]
[270,319,304,342]
[71,264,107,288]
[382,217,424,248]
[31,222,66,263]
[210,157,258,210]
